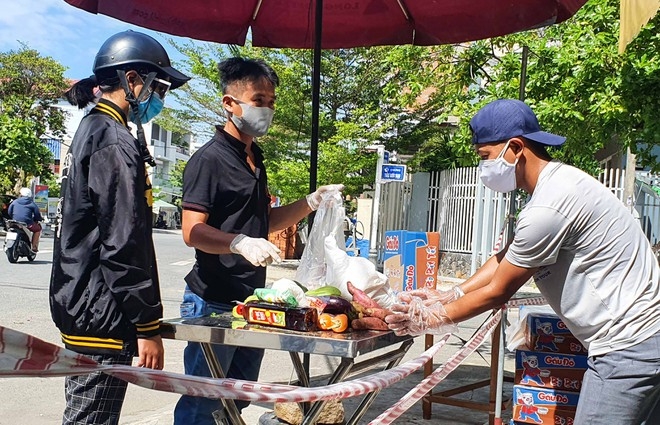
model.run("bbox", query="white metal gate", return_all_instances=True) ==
[426,168,514,273]
[376,166,658,269]
[427,168,478,253]
[377,177,413,263]
[599,167,626,201]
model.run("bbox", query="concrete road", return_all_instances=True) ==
[0,231,520,424]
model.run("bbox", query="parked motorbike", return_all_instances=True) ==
[3,219,36,263]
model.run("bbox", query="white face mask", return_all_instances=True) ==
[228,96,274,137]
[478,140,518,192]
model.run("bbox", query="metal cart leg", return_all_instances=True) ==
[300,357,355,425]
[201,343,246,425]
[290,351,312,414]
[345,339,415,425]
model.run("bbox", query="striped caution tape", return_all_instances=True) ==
[0,296,546,414]
[105,333,453,404]
[507,295,547,308]
[371,296,547,424]
[0,325,450,403]
[371,309,503,424]
[490,222,508,256]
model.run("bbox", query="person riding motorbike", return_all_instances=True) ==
[8,188,42,252]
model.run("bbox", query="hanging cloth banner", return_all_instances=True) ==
[619,0,660,53]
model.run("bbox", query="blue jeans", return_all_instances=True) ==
[173,287,264,425]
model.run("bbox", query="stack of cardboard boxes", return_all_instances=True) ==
[511,311,588,424]
[382,231,441,292]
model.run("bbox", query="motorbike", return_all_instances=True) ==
[3,219,37,263]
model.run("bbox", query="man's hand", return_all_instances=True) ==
[385,297,458,337]
[136,335,164,370]
[230,234,282,267]
[306,184,345,211]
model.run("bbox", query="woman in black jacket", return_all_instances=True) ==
[49,30,188,425]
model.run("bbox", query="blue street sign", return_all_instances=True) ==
[379,164,407,183]
[383,150,390,163]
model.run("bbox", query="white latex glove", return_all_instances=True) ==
[306,184,345,211]
[229,234,282,267]
[385,297,458,337]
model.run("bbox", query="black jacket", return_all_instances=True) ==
[49,99,162,355]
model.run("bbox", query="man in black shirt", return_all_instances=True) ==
[173,57,342,424]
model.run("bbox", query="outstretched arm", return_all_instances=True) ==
[444,258,536,323]
[269,198,311,233]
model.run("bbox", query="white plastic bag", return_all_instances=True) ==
[271,278,309,307]
[324,235,396,308]
[294,189,345,289]
[294,187,395,308]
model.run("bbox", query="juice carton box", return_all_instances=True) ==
[525,312,587,355]
[510,406,576,425]
[401,231,441,292]
[515,349,587,391]
[383,230,441,292]
[512,385,580,424]
[383,230,406,292]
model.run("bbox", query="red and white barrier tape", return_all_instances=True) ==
[490,224,507,256]
[371,310,503,424]
[506,295,546,308]
[371,296,546,424]
[105,334,453,403]
[0,325,450,403]
[0,296,545,416]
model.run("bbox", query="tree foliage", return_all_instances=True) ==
[163,0,660,206]
[379,0,660,173]
[0,45,68,194]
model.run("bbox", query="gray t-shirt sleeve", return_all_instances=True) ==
[506,206,572,269]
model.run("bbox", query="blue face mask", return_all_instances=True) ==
[129,93,164,124]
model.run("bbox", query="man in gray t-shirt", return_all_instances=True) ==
[386,99,660,424]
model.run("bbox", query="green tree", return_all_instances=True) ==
[164,159,187,208]
[169,159,186,189]
[384,0,660,173]
[0,45,68,193]
[165,0,660,189]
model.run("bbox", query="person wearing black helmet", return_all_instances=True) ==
[49,30,189,425]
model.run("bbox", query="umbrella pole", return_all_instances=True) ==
[307,0,322,233]
[303,0,324,396]
[309,0,323,196]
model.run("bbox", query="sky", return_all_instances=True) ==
[0,0,195,81]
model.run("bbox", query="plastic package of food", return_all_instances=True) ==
[239,301,319,332]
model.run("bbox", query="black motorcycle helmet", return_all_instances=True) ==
[93,30,189,89]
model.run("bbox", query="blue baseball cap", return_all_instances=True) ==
[469,99,566,146]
